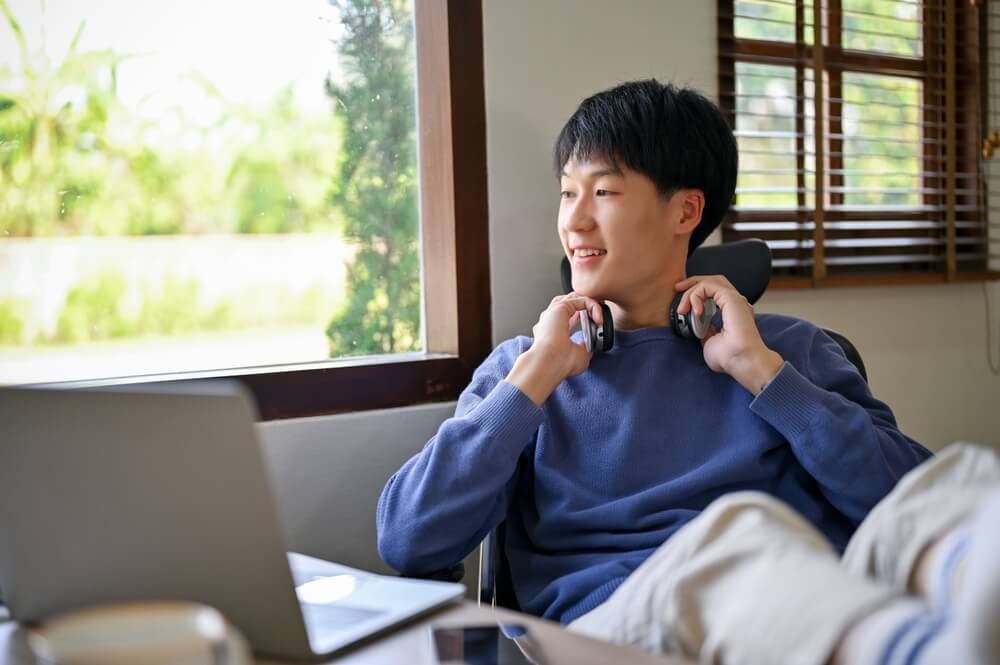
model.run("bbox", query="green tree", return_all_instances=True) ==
[0,0,128,236]
[224,86,342,235]
[324,0,420,356]
[0,1,343,240]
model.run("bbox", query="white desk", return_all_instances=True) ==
[1,601,691,665]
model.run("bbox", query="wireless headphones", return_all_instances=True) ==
[668,293,718,340]
[561,254,724,353]
[579,294,718,353]
[562,240,772,354]
[579,304,614,353]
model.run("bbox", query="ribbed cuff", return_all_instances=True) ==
[749,362,825,440]
[467,379,545,446]
[563,576,626,625]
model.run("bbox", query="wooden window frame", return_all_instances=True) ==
[55,0,492,421]
[718,0,1000,289]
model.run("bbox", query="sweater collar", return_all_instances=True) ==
[611,326,680,348]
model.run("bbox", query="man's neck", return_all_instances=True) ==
[608,296,675,331]
[607,270,685,331]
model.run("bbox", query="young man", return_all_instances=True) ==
[377,80,1000,665]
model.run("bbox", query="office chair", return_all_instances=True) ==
[476,238,869,609]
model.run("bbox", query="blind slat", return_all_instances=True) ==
[731,221,984,231]
[719,0,994,279]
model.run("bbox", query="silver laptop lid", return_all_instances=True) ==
[0,381,314,660]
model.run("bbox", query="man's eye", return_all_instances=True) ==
[596,189,610,196]
[560,191,574,199]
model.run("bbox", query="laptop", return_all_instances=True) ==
[0,381,464,660]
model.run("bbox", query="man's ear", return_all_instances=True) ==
[673,189,705,238]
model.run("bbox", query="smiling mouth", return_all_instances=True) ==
[573,248,607,258]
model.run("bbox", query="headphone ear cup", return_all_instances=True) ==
[599,303,614,351]
[668,292,689,338]
[690,298,718,339]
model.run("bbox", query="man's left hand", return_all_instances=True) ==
[674,275,785,396]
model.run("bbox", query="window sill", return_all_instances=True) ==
[44,353,474,421]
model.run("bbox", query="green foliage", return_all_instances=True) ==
[842,0,919,57]
[54,273,211,342]
[324,0,420,357]
[0,0,342,238]
[734,0,800,42]
[0,0,127,237]
[842,72,919,207]
[0,0,423,357]
[0,298,25,343]
[56,272,133,342]
[51,270,336,344]
[224,87,343,235]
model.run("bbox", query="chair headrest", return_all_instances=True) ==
[686,239,772,305]
[560,238,772,305]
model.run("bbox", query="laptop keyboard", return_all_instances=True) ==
[292,570,324,586]
[293,567,388,630]
[300,601,385,628]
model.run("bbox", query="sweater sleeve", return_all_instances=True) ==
[749,322,932,525]
[376,338,545,575]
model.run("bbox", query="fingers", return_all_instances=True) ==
[551,292,603,325]
[675,275,735,293]
[589,299,604,326]
[674,275,737,315]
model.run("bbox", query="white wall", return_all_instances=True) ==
[758,283,1000,450]
[484,0,717,343]
[259,0,1000,575]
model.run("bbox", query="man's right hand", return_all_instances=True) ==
[505,293,605,406]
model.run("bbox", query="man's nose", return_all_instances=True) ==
[560,197,595,233]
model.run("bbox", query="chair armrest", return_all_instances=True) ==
[478,529,497,606]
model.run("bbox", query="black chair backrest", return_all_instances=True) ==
[821,328,868,382]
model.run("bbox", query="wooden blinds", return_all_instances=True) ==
[982,0,1000,276]
[718,0,999,286]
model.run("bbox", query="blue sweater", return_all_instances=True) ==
[376,314,931,624]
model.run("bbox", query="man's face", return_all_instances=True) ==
[558,155,685,304]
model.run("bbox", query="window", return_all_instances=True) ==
[0,0,491,418]
[718,0,1000,286]
[981,0,1000,278]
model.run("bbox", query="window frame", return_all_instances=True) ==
[47,0,492,420]
[717,0,1000,288]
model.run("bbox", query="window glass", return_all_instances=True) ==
[842,0,922,58]
[734,63,812,209]
[0,0,421,384]
[734,0,815,45]
[841,72,922,208]
[735,0,797,43]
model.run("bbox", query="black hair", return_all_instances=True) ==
[554,79,738,254]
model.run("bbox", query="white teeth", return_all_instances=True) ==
[575,248,607,257]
